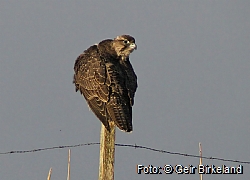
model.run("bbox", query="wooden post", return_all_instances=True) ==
[98,121,116,180]
[199,142,203,180]
[67,149,71,180]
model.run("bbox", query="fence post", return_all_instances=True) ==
[67,149,71,180]
[98,121,116,180]
[199,142,203,180]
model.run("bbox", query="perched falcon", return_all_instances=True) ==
[73,35,137,132]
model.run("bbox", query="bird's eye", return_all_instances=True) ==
[123,40,129,44]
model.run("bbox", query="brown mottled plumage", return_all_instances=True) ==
[73,35,137,132]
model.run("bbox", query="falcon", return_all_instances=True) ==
[73,35,137,132]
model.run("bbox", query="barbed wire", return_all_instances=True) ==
[0,142,249,164]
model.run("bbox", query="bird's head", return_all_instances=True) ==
[112,35,137,58]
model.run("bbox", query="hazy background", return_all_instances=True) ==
[1,1,249,179]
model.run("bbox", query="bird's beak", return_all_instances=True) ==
[130,43,137,50]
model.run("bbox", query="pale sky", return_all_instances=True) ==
[0,1,249,180]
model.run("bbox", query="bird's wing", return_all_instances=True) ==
[73,45,111,130]
[104,62,133,132]
[124,58,137,106]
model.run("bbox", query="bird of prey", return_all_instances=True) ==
[73,35,137,132]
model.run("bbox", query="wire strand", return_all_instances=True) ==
[0,142,249,164]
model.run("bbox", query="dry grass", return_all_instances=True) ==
[46,149,71,180]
